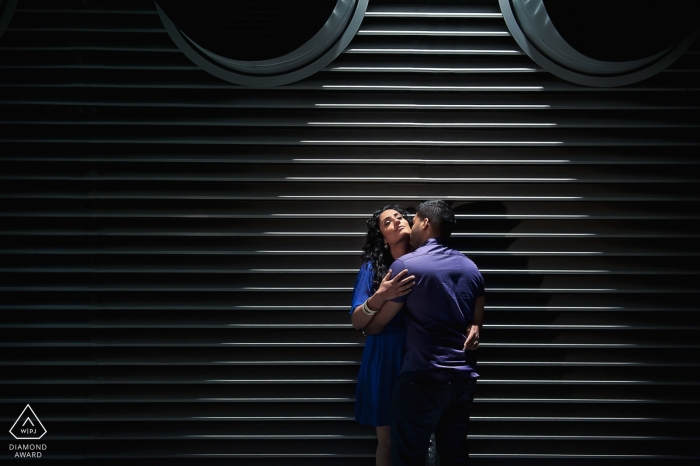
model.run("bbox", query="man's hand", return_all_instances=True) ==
[376,269,415,301]
[463,324,480,350]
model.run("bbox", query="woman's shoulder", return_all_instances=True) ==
[358,261,373,276]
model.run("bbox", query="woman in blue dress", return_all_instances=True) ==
[350,205,415,466]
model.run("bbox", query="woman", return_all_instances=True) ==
[350,205,415,466]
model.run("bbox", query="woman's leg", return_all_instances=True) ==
[376,425,392,466]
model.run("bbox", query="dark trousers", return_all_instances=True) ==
[390,371,477,466]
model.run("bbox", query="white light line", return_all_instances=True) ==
[271,214,365,218]
[471,416,658,420]
[195,396,352,401]
[262,232,360,236]
[250,268,609,274]
[226,324,345,328]
[277,195,583,201]
[473,455,669,459]
[286,177,573,181]
[220,343,361,346]
[256,251,358,254]
[452,233,594,237]
[206,380,354,383]
[357,30,511,36]
[293,158,568,163]
[487,306,619,310]
[315,104,550,109]
[346,48,519,54]
[479,269,609,273]
[365,12,503,18]
[278,196,581,200]
[238,306,346,309]
[331,66,537,73]
[271,214,587,218]
[322,85,544,90]
[192,416,348,420]
[470,435,657,439]
[301,140,563,145]
[250,269,356,273]
[262,232,589,237]
[242,287,351,291]
[209,363,356,366]
[455,214,586,218]
[188,435,348,438]
[475,398,650,402]
[483,344,641,348]
[491,288,616,292]
[307,122,556,127]
[487,325,631,329]
[0,250,605,257]
[253,250,600,255]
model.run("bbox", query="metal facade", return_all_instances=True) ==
[1,0,699,464]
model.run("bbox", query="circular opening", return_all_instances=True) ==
[499,0,700,87]
[156,0,338,61]
[543,0,699,62]
[156,0,367,87]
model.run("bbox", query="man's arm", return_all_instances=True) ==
[464,295,485,350]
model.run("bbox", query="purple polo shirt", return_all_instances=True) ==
[390,238,485,380]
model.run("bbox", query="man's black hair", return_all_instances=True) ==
[416,199,456,238]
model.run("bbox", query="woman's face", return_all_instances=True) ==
[378,209,410,246]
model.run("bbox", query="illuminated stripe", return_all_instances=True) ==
[331,66,537,72]
[346,48,520,54]
[286,176,573,181]
[357,30,511,36]
[322,85,544,90]
[300,140,563,145]
[315,103,550,108]
[294,158,566,163]
[278,196,581,200]
[364,12,503,18]
[307,122,556,127]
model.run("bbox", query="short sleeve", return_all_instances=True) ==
[350,262,374,313]
[473,268,485,297]
[388,258,408,303]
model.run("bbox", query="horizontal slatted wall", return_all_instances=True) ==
[1,0,699,464]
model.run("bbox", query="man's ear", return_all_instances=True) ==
[421,217,430,231]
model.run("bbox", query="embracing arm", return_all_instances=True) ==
[363,299,404,335]
[351,269,414,330]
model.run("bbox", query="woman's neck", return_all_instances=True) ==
[390,240,411,260]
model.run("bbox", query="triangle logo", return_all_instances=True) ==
[9,405,47,440]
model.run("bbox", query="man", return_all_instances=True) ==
[378,200,485,466]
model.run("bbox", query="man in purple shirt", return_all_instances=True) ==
[379,200,485,466]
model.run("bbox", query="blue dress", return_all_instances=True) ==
[350,262,407,426]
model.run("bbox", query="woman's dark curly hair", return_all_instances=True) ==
[360,205,411,292]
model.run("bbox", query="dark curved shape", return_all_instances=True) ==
[0,0,18,40]
[499,0,700,87]
[156,0,338,61]
[543,1,699,62]
[156,0,368,87]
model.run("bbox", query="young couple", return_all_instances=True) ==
[350,200,485,466]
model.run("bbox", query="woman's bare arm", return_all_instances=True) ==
[351,269,414,330]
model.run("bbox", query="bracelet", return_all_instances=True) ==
[362,299,378,316]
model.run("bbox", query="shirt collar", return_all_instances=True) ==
[419,237,443,248]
